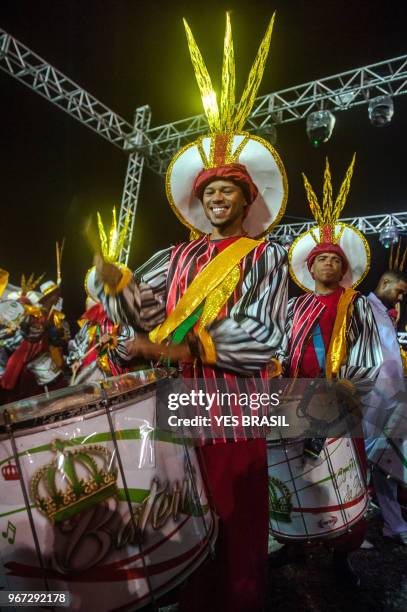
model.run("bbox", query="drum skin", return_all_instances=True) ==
[268,438,368,541]
[0,374,216,611]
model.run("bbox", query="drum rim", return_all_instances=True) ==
[0,368,177,431]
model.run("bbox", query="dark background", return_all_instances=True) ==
[0,0,406,331]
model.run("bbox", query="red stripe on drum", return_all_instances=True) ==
[271,504,368,540]
[113,520,217,611]
[291,491,367,514]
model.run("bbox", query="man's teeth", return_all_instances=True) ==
[212,207,227,212]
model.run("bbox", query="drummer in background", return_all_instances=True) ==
[67,209,137,385]
[0,278,69,403]
[363,241,407,545]
[276,157,382,586]
[94,14,288,612]
[0,273,44,403]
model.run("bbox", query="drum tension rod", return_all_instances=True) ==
[4,410,51,592]
[99,384,160,612]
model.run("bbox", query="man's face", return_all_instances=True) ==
[381,278,407,308]
[311,252,344,285]
[41,291,60,310]
[202,179,247,229]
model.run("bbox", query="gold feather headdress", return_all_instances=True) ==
[289,155,371,292]
[21,272,45,295]
[166,13,288,238]
[96,207,130,263]
[84,207,131,303]
[302,154,356,245]
[183,12,275,167]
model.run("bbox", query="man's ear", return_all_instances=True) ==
[310,263,315,280]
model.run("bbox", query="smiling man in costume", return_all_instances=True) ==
[95,14,288,612]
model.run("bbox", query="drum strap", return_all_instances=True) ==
[312,324,326,374]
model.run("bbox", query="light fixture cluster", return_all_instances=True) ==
[305,96,394,147]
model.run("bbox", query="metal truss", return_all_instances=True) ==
[269,212,407,240]
[2,27,406,174]
[0,28,136,149]
[118,106,151,264]
[144,55,407,175]
[1,26,407,257]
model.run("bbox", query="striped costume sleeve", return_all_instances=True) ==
[208,242,288,374]
[339,295,383,383]
[274,296,296,372]
[112,324,138,364]
[66,321,90,366]
[97,247,172,330]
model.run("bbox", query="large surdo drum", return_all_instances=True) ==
[0,369,217,610]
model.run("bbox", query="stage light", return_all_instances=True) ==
[279,233,295,250]
[254,124,277,145]
[306,111,336,147]
[379,225,399,248]
[368,95,394,127]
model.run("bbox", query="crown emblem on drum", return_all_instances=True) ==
[2,461,19,481]
[268,476,292,523]
[30,439,117,523]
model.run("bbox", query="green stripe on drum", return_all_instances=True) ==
[0,429,193,467]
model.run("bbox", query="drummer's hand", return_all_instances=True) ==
[94,253,122,289]
[335,378,357,396]
[100,332,112,345]
[126,336,191,362]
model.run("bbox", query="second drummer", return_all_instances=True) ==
[276,156,383,586]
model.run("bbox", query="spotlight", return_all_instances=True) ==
[379,225,399,249]
[279,233,295,250]
[306,110,336,147]
[368,95,394,127]
[254,124,277,145]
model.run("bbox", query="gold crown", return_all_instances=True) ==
[30,439,117,523]
[268,476,292,523]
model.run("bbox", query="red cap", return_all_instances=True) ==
[306,242,349,274]
[193,163,259,204]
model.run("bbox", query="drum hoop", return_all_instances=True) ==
[270,495,368,542]
[0,369,177,433]
[0,384,159,440]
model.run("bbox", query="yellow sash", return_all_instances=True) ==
[149,237,262,344]
[400,346,407,377]
[325,287,358,379]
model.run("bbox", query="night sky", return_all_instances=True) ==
[1,0,406,330]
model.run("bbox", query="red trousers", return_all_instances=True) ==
[179,439,269,612]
